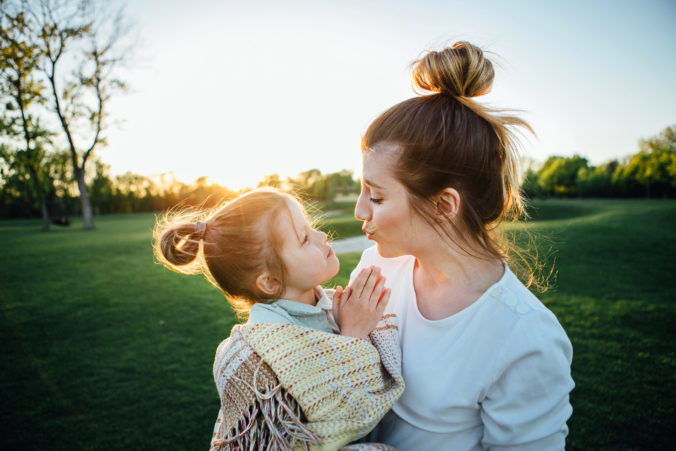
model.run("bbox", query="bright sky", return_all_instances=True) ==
[104,0,676,189]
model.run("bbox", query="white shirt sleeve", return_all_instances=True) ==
[480,311,575,450]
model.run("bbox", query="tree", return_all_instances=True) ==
[28,0,131,229]
[0,3,52,229]
[0,139,71,218]
[577,161,617,198]
[537,155,589,197]
[622,125,676,198]
[89,158,114,213]
[521,168,543,199]
[260,169,359,202]
[257,173,283,189]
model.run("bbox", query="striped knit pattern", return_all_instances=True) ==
[210,314,403,451]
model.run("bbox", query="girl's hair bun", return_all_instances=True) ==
[158,222,202,268]
[412,41,494,98]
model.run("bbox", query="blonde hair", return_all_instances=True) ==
[363,41,538,286]
[153,188,298,315]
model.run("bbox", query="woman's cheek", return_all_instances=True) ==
[378,205,397,232]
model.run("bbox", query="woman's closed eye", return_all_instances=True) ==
[370,197,383,204]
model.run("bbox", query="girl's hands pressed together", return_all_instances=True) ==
[332,266,390,339]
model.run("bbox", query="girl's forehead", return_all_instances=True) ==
[280,199,309,230]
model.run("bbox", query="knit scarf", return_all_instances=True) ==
[210,314,404,450]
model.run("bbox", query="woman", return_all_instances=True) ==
[352,42,574,450]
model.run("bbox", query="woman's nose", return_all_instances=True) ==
[355,192,371,221]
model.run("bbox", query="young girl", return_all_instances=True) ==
[153,188,403,450]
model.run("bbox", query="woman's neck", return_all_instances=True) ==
[412,243,504,319]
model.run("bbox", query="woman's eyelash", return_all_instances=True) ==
[369,197,383,204]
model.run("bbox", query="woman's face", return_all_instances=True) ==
[355,144,430,258]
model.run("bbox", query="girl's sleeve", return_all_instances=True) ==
[480,311,575,451]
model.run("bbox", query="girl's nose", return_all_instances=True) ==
[317,229,328,243]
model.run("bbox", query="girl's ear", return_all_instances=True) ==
[435,187,461,219]
[255,272,281,297]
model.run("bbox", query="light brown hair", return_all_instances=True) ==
[153,188,297,314]
[363,41,538,285]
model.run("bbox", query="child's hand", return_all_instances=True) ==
[332,266,390,339]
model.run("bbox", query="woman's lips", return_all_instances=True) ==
[363,228,375,240]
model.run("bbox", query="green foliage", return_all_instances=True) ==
[259,169,359,202]
[619,125,676,198]
[576,161,617,197]
[521,167,544,198]
[1,200,674,449]
[536,155,589,197]
[0,2,54,227]
[525,124,676,199]
[0,147,76,218]
[0,0,134,228]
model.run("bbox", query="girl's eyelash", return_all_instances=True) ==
[302,234,309,244]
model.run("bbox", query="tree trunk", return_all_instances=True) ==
[40,196,50,231]
[76,168,95,229]
[26,164,50,231]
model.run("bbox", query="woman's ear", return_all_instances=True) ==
[255,272,281,297]
[435,187,460,220]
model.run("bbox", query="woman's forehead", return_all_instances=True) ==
[362,146,399,189]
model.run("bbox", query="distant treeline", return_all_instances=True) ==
[0,157,360,219]
[1,125,674,220]
[523,125,675,199]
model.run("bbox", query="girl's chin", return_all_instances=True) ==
[329,260,340,277]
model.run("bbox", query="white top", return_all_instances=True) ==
[353,246,574,451]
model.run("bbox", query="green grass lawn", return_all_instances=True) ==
[314,200,363,240]
[1,199,675,450]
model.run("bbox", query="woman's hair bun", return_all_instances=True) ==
[412,41,494,98]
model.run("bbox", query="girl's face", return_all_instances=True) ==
[278,200,340,294]
[355,144,431,258]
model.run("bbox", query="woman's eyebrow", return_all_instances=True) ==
[364,178,384,189]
